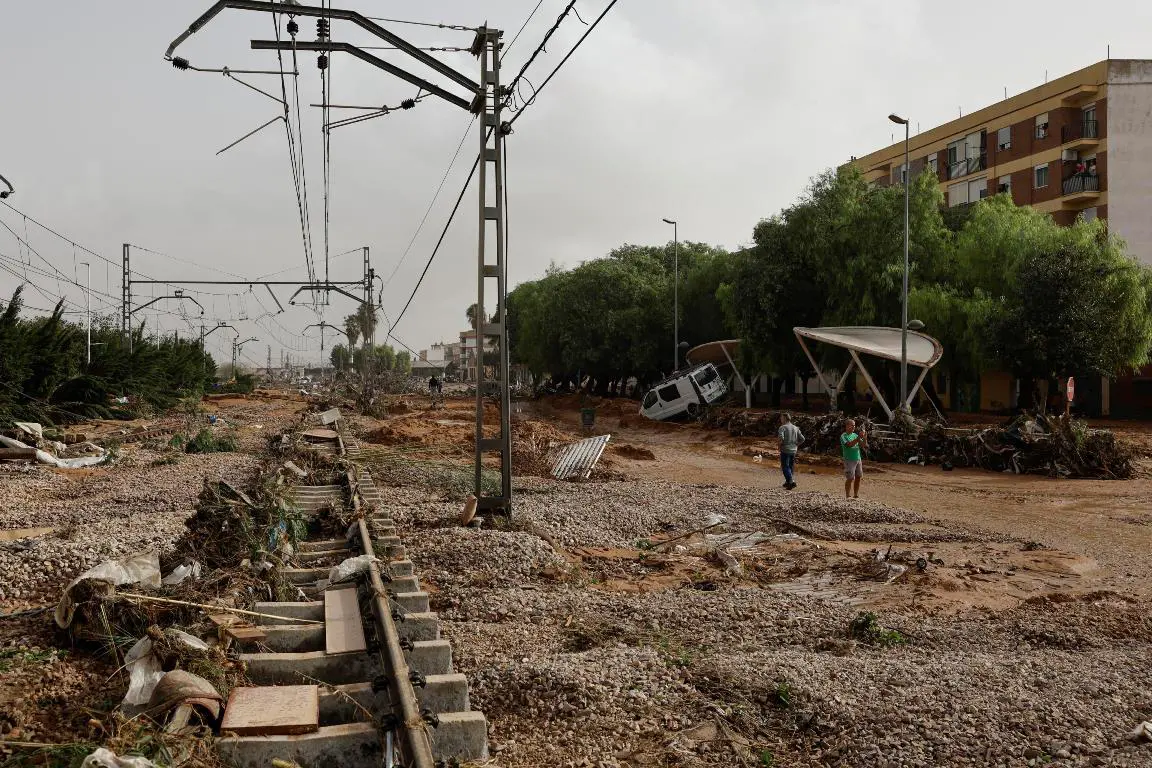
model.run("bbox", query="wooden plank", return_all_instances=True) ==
[325,586,367,655]
[223,625,268,644]
[220,686,319,736]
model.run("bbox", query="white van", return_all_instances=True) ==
[640,363,727,421]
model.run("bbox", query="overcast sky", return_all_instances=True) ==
[2,1,1150,367]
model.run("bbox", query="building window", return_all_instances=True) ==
[948,182,967,207]
[1034,164,1049,188]
[947,139,965,179]
[1082,207,1098,222]
[997,126,1012,151]
[1035,113,1049,139]
[928,156,938,174]
[998,175,1012,195]
[968,177,987,201]
[898,162,907,184]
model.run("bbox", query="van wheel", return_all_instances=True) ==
[686,402,700,419]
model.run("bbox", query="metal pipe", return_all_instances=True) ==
[662,218,678,371]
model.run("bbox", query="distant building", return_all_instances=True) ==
[412,342,448,378]
[850,59,1152,416]
[852,59,1152,264]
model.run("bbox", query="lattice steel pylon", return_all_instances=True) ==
[472,26,512,514]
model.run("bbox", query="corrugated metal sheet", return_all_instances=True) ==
[551,434,611,480]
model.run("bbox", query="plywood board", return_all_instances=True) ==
[220,686,319,736]
[325,586,367,654]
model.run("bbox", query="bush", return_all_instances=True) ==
[185,428,237,454]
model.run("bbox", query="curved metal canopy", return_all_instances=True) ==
[793,326,943,368]
[685,339,741,368]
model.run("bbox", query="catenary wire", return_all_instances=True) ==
[510,0,619,126]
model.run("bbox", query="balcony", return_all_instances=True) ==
[948,152,987,180]
[1061,120,1100,150]
[1061,172,1101,207]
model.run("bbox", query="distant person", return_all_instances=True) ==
[840,418,867,499]
[777,413,804,490]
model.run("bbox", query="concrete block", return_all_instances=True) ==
[431,710,489,762]
[389,576,419,593]
[241,651,381,686]
[406,640,452,676]
[217,722,379,768]
[280,567,328,585]
[299,538,350,552]
[396,611,439,641]
[395,591,430,613]
[297,548,353,564]
[416,673,469,713]
[254,601,323,625]
[387,559,414,577]
[318,682,387,725]
[260,624,325,652]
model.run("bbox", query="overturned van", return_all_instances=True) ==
[640,363,727,421]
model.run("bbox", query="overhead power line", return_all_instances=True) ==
[510,0,619,126]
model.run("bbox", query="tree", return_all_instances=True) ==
[987,219,1152,399]
[465,303,485,331]
[330,343,352,372]
[343,315,360,348]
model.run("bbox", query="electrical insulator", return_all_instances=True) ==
[317,54,328,71]
[171,57,190,70]
[286,18,298,37]
[317,18,330,40]
[400,99,415,110]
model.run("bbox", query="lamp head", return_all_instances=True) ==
[662,218,676,225]
[888,113,909,125]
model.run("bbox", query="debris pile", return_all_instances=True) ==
[704,409,1135,479]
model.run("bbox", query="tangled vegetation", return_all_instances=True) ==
[0,287,217,425]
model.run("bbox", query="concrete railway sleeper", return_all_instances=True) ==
[218,426,487,767]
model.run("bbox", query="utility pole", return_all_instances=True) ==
[662,218,679,370]
[473,25,512,514]
[122,244,131,353]
[232,336,258,376]
[889,113,911,412]
[81,261,91,364]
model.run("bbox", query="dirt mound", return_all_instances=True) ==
[611,443,656,461]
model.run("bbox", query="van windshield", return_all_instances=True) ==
[643,391,658,409]
[694,366,718,387]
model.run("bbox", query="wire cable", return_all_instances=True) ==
[504,0,547,58]
[510,0,619,126]
[125,243,250,280]
[383,116,476,289]
[363,15,476,31]
[273,12,315,290]
[503,0,582,107]
[388,151,481,334]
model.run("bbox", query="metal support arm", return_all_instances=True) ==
[165,0,477,91]
[131,294,206,316]
[250,40,471,111]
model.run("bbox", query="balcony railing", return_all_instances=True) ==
[948,152,987,180]
[1063,173,1100,195]
[1061,120,1099,143]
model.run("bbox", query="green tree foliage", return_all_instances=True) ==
[0,287,216,424]
[505,242,735,393]
[330,343,352,372]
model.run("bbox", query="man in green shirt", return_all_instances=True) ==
[840,418,866,499]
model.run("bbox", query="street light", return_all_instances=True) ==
[80,262,91,364]
[662,217,679,371]
[0,172,13,199]
[889,112,911,412]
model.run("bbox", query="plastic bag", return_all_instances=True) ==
[329,554,380,585]
[55,551,161,628]
[81,748,158,768]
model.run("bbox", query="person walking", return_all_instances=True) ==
[777,413,804,490]
[840,418,866,499]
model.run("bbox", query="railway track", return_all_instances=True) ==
[216,417,487,767]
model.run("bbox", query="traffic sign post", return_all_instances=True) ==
[1065,376,1075,416]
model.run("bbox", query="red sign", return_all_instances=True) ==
[1066,376,1075,403]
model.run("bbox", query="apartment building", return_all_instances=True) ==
[851,59,1152,415]
[852,59,1152,265]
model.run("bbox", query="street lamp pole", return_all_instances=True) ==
[662,218,679,370]
[889,113,911,412]
[81,262,91,364]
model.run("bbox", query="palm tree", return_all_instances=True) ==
[355,303,378,348]
[465,303,485,330]
[343,315,360,348]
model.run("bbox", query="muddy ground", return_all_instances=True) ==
[2,391,1152,767]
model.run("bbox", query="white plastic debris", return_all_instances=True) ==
[1132,721,1152,743]
[13,422,44,441]
[81,747,158,768]
[0,433,106,469]
[161,561,203,585]
[123,637,165,707]
[715,548,743,575]
[55,551,162,628]
[283,460,308,479]
[702,513,728,529]
[329,554,380,585]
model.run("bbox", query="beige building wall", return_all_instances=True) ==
[1106,60,1152,265]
